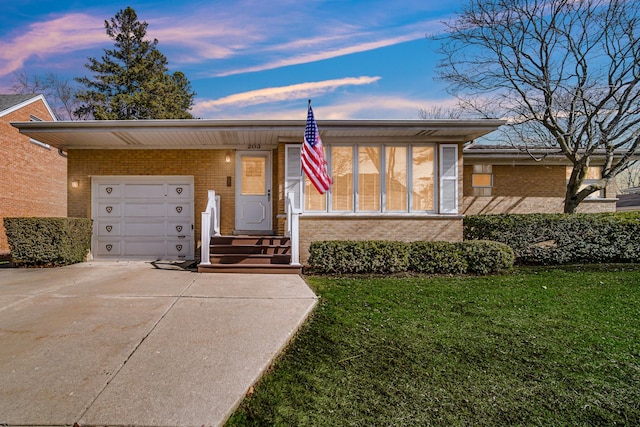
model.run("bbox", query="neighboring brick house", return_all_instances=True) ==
[462,145,619,214]
[0,94,65,255]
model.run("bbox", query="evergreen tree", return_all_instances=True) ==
[75,7,195,120]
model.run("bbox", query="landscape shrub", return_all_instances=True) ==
[308,239,514,275]
[408,241,467,274]
[3,217,92,266]
[460,240,515,274]
[464,212,640,265]
[308,240,410,274]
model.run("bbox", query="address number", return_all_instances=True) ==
[247,144,261,149]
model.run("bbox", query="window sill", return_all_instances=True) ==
[299,212,464,219]
[581,198,618,203]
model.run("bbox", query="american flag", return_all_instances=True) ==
[302,102,332,194]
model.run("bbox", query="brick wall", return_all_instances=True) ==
[0,100,65,254]
[462,164,617,214]
[298,216,463,264]
[67,149,236,251]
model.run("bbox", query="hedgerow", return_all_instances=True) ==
[308,240,514,275]
[464,212,640,265]
[4,217,92,266]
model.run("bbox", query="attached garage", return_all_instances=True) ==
[92,176,194,260]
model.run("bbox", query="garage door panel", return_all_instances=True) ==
[96,203,122,218]
[96,184,122,198]
[123,240,169,257]
[95,240,122,256]
[167,203,191,218]
[167,240,190,258]
[96,221,122,237]
[123,221,166,237]
[124,183,167,198]
[123,202,166,217]
[168,184,191,198]
[168,221,191,237]
[92,176,194,260]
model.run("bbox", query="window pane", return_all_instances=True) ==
[286,146,301,177]
[585,167,601,180]
[566,166,601,180]
[472,173,492,187]
[241,156,265,195]
[385,146,407,211]
[412,146,434,211]
[332,146,353,211]
[304,178,327,210]
[358,146,380,211]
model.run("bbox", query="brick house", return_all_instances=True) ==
[12,118,505,271]
[0,94,64,255]
[462,145,619,214]
[12,118,625,271]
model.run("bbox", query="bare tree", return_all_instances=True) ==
[418,106,466,119]
[436,0,640,213]
[11,71,80,120]
[616,161,640,191]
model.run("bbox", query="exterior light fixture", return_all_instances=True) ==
[71,179,80,189]
[225,151,232,163]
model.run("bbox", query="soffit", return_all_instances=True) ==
[11,119,506,151]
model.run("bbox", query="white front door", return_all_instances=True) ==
[235,151,272,233]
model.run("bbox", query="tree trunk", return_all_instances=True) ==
[563,194,580,214]
[564,165,586,214]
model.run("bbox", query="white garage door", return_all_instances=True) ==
[92,176,194,260]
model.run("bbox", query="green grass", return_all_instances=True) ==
[227,266,640,426]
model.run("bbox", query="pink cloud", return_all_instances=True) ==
[0,14,106,77]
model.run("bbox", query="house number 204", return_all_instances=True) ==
[247,144,261,149]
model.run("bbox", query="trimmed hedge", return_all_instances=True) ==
[308,240,514,275]
[464,212,640,265]
[3,217,92,266]
[308,240,410,274]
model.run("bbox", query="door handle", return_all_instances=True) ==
[267,189,271,202]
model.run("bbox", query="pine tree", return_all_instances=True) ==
[74,7,195,120]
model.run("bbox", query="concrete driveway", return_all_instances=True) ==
[0,261,317,427]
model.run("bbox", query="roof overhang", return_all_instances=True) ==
[463,146,640,165]
[11,119,506,151]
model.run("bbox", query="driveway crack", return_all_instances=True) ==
[75,274,200,424]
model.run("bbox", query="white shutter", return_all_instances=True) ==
[285,144,303,211]
[439,144,459,214]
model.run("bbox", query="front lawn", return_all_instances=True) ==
[227,267,640,426]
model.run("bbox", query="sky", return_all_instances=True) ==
[0,0,465,120]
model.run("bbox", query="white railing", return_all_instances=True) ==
[286,191,301,266]
[200,190,221,266]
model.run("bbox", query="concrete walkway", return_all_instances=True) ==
[0,261,317,427]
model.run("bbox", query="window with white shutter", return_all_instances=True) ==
[285,144,302,211]
[439,144,459,214]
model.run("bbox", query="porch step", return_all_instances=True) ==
[198,264,302,274]
[209,254,291,265]
[198,235,300,274]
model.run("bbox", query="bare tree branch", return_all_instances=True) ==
[436,0,640,212]
[11,71,81,120]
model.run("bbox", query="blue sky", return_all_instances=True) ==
[0,0,464,120]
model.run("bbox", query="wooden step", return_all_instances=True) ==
[209,254,291,265]
[212,245,291,255]
[198,263,302,274]
[200,234,298,274]
[211,236,291,246]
